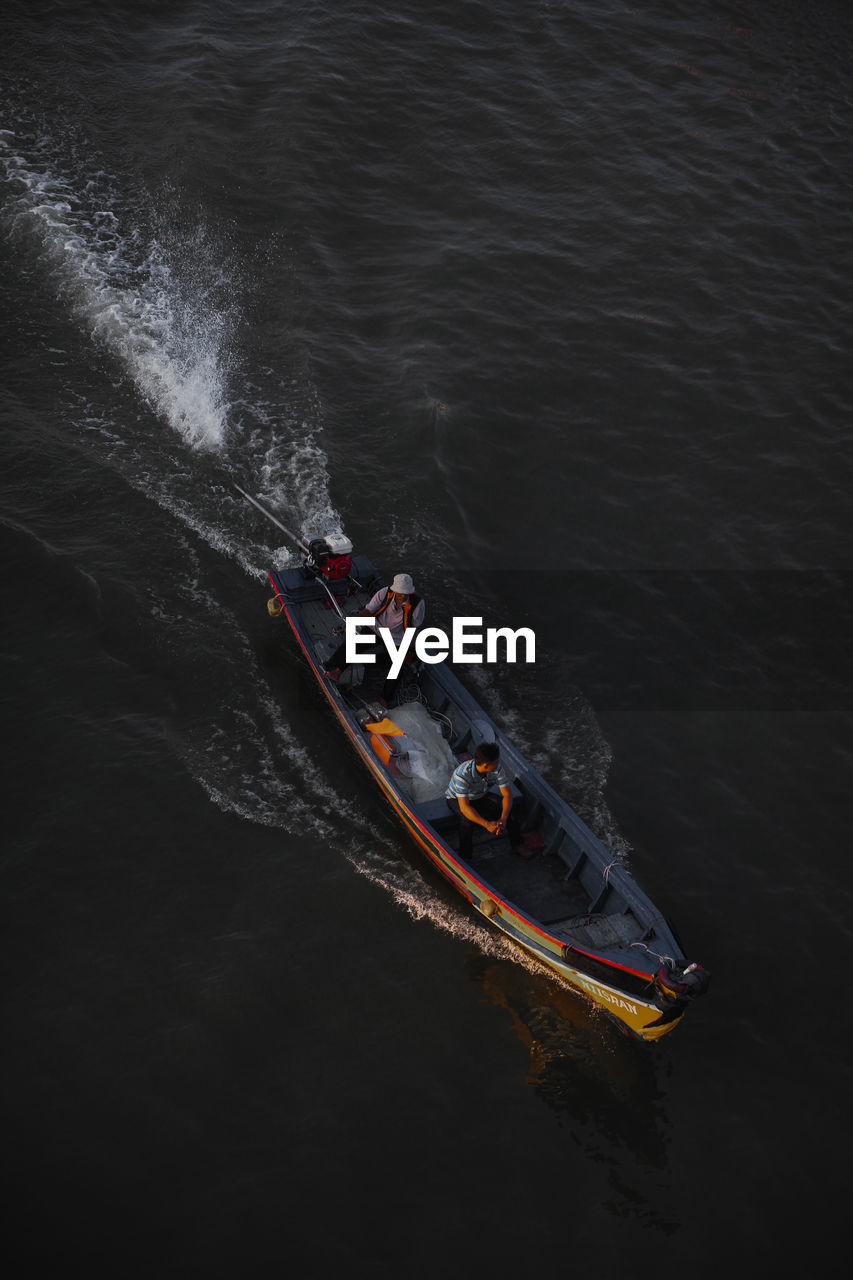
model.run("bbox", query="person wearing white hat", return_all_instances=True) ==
[324,573,425,692]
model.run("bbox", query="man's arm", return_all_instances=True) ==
[496,784,513,830]
[457,794,499,833]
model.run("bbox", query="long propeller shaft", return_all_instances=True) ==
[235,483,347,621]
[234,484,301,548]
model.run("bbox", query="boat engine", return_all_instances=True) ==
[300,532,353,579]
[653,959,711,1012]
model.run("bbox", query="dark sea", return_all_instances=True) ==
[3,1,852,1274]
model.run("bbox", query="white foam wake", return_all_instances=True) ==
[1,129,231,449]
[1,122,349,580]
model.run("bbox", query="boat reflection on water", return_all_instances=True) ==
[465,952,639,1084]
[463,952,673,1184]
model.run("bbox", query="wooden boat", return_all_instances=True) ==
[245,493,709,1041]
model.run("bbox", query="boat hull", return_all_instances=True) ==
[267,564,693,1042]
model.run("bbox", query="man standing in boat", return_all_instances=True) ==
[324,572,425,697]
[445,743,532,860]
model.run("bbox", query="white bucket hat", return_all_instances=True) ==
[390,573,415,595]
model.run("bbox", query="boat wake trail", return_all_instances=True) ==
[0,129,232,451]
[347,844,559,980]
[0,113,354,841]
[159,545,382,842]
[1,111,632,940]
[0,117,343,577]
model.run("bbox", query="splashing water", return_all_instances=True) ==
[1,127,231,449]
[0,119,347,573]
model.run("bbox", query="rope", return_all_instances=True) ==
[630,941,675,967]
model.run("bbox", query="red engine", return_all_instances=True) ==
[322,553,352,580]
[300,530,353,578]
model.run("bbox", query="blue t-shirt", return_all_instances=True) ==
[446,757,510,801]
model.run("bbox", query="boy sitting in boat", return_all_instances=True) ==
[445,743,533,861]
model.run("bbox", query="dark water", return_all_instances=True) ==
[2,1,852,1273]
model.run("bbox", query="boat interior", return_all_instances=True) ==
[272,563,653,960]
